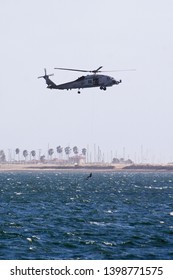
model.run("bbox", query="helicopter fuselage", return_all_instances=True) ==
[46,74,121,92]
[38,67,122,93]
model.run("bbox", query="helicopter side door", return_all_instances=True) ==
[93,77,99,86]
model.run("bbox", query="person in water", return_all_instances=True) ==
[86,173,92,180]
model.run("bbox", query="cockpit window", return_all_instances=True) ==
[76,76,85,81]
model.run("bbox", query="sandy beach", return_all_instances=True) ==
[1,163,173,172]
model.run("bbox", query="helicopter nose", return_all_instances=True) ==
[113,79,121,85]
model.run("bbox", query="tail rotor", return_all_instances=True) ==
[38,68,54,79]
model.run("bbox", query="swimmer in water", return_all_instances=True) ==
[86,172,92,180]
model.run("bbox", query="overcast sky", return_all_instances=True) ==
[0,0,173,163]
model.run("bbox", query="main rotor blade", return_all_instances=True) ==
[54,66,103,74]
[54,67,135,74]
[102,69,136,72]
[54,67,89,73]
[94,66,103,73]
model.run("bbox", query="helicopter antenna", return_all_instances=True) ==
[38,68,54,79]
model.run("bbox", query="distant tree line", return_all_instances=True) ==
[0,146,87,163]
[1,148,134,165]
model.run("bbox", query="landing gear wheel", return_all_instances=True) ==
[78,90,81,94]
[100,86,106,91]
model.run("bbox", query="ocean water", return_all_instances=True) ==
[0,171,173,260]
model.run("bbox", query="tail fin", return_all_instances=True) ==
[38,68,57,89]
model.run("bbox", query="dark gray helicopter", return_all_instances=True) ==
[38,66,133,94]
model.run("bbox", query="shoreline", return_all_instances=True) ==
[1,163,173,172]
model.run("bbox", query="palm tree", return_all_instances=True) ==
[56,146,63,157]
[64,146,71,161]
[82,148,87,156]
[0,150,6,163]
[40,155,45,163]
[23,150,28,162]
[81,148,87,164]
[48,148,54,160]
[15,148,20,162]
[31,150,36,160]
[73,146,78,155]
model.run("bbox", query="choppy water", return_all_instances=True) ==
[0,171,173,260]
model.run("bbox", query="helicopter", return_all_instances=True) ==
[38,66,132,94]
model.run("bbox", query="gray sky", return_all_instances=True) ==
[0,0,173,163]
